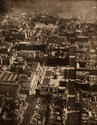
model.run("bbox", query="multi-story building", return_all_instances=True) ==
[0,71,20,97]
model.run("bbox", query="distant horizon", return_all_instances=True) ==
[0,0,97,23]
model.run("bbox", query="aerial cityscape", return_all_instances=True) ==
[0,0,97,125]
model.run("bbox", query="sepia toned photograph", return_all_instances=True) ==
[0,0,97,125]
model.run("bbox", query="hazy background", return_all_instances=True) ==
[0,0,97,21]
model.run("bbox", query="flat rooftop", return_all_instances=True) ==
[0,71,18,85]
